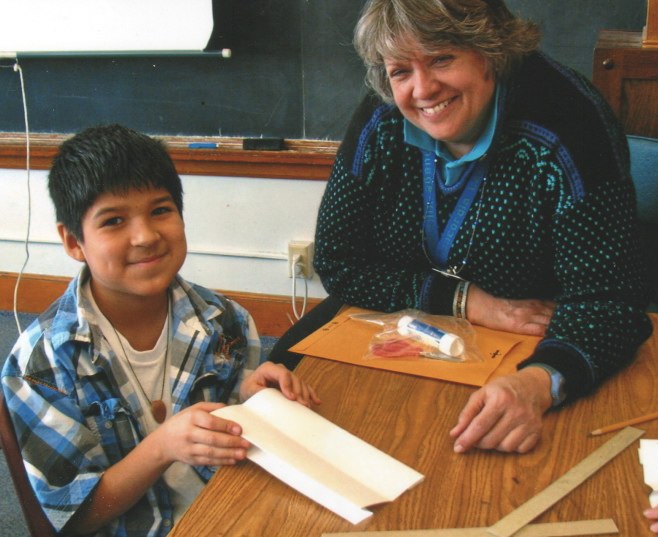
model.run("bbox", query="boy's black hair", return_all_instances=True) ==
[48,124,184,240]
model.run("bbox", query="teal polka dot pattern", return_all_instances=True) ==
[314,53,652,400]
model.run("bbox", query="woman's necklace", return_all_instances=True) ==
[111,311,170,424]
[421,151,489,280]
[431,175,488,280]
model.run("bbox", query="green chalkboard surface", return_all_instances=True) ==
[0,0,645,141]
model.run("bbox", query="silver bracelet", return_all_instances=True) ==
[453,280,470,319]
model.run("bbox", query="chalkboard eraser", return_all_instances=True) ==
[242,137,286,151]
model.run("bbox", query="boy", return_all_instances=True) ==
[1,124,319,536]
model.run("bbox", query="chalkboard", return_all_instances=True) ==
[0,0,646,141]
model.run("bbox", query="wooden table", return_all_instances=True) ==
[170,320,658,536]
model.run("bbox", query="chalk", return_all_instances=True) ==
[188,142,217,149]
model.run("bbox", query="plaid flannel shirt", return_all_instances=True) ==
[2,268,260,536]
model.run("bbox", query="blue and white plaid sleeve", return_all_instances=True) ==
[2,324,110,532]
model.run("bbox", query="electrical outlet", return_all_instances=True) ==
[288,240,314,278]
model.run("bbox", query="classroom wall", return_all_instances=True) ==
[0,168,328,298]
[0,0,648,302]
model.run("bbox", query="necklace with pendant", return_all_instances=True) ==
[429,174,488,281]
[421,151,489,280]
[112,310,170,424]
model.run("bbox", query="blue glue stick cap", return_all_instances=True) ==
[397,315,465,357]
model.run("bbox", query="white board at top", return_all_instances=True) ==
[0,0,214,54]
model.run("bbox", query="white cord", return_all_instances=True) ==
[290,254,308,321]
[11,59,31,334]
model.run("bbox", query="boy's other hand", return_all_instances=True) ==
[646,506,658,533]
[240,362,321,407]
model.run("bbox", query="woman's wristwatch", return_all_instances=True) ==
[527,363,566,407]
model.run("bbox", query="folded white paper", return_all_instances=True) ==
[639,439,658,508]
[213,388,424,524]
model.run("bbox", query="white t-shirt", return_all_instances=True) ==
[83,282,204,522]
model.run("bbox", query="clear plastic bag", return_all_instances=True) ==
[350,309,484,363]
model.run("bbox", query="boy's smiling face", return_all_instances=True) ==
[59,186,187,308]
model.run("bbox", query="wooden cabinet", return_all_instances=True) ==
[593,30,658,137]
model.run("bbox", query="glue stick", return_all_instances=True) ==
[397,316,465,357]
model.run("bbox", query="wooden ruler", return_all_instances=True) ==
[323,518,618,536]
[487,426,643,537]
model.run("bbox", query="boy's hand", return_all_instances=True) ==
[154,402,250,467]
[239,362,321,407]
[646,506,658,533]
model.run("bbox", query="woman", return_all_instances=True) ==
[270,0,651,456]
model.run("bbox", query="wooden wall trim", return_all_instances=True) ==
[1,272,321,338]
[0,133,337,181]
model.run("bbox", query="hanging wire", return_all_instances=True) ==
[9,59,31,333]
[290,255,308,322]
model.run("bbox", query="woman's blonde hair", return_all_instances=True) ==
[354,0,540,102]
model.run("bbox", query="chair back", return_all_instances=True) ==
[629,135,658,225]
[0,391,58,537]
[628,135,658,310]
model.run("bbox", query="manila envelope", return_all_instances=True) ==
[289,307,541,387]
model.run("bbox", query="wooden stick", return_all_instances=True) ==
[487,427,643,537]
[322,519,618,536]
[590,411,658,436]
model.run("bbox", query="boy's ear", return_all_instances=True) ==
[57,223,86,262]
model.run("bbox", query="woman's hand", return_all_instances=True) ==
[645,506,658,533]
[466,284,556,336]
[450,367,553,454]
[239,361,321,407]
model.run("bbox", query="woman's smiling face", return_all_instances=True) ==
[385,44,496,158]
